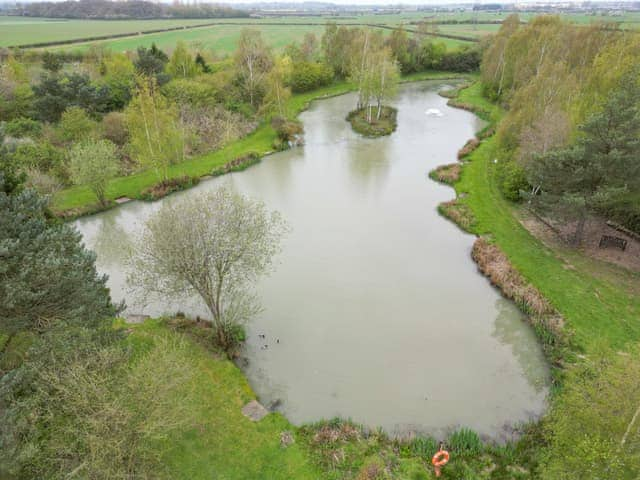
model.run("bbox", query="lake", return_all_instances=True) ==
[75,80,549,440]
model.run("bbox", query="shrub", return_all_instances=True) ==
[161,78,218,107]
[290,61,334,93]
[541,349,640,479]
[101,111,128,146]
[212,152,261,176]
[271,116,303,150]
[496,159,528,201]
[138,175,199,201]
[0,327,197,479]
[429,163,461,185]
[25,168,62,195]
[457,137,480,159]
[4,117,42,138]
[68,139,120,206]
[439,46,481,73]
[437,199,475,232]
[59,106,98,143]
[10,141,67,182]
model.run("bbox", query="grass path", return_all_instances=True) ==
[51,71,471,216]
[453,83,640,353]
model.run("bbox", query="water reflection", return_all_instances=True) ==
[492,298,549,393]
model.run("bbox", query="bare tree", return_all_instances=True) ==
[128,185,288,353]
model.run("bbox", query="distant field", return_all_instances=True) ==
[0,17,217,47]
[1,10,638,53]
[46,22,471,55]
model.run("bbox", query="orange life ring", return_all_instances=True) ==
[431,449,450,467]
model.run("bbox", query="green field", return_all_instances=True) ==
[4,10,638,54]
[0,16,218,46]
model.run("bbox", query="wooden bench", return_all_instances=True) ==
[599,235,627,251]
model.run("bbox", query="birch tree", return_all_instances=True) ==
[262,56,292,117]
[125,77,185,181]
[128,185,288,355]
[371,48,400,121]
[167,41,200,79]
[234,28,273,108]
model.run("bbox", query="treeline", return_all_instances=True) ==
[481,15,640,237]
[11,0,249,20]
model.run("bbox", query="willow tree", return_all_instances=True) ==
[125,77,184,181]
[128,185,288,354]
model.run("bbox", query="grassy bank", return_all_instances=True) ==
[51,71,471,217]
[126,319,320,480]
[451,82,640,353]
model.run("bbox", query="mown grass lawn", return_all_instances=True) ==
[453,82,640,352]
[128,320,321,480]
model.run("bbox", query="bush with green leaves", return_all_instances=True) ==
[290,61,334,93]
[541,347,640,479]
[9,141,66,183]
[4,117,42,138]
[59,106,98,142]
[0,325,197,479]
[497,159,529,201]
[68,139,120,206]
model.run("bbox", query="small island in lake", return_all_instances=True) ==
[347,105,398,138]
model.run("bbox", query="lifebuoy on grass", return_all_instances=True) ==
[431,449,449,477]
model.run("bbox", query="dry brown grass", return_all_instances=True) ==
[472,237,565,339]
[312,423,361,445]
[457,137,480,160]
[429,163,461,185]
[438,199,475,233]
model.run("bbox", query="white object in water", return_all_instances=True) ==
[425,108,444,117]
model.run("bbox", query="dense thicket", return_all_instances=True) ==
[11,0,248,20]
[481,15,640,235]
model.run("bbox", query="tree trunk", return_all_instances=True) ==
[572,214,586,247]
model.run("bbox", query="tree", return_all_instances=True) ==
[371,48,400,121]
[167,41,200,79]
[300,32,319,62]
[234,28,273,107]
[322,22,357,79]
[125,77,185,181]
[59,106,97,142]
[0,182,116,334]
[134,43,169,85]
[528,72,640,244]
[100,52,136,110]
[386,24,412,73]
[41,51,63,73]
[128,185,288,354]
[68,139,120,206]
[262,55,292,117]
